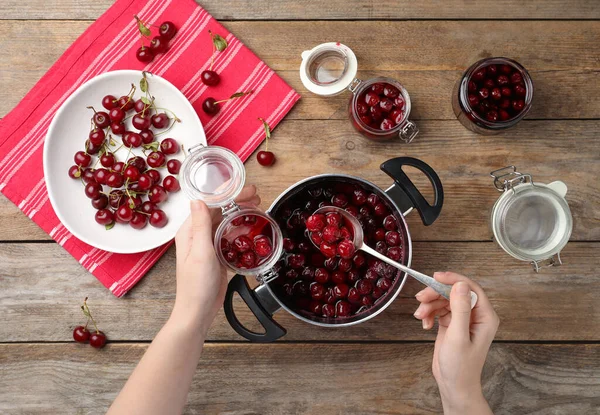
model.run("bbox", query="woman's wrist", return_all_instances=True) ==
[440,389,491,415]
[168,302,211,341]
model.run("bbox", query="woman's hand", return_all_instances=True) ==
[171,185,260,336]
[413,272,499,414]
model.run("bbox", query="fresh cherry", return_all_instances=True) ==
[159,21,177,40]
[132,112,152,130]
[95,209,114,226]
[257,151,275,166]
[139,129,155,144]
[149,185,168,204]
[201,70,221,86]
[202,97,219,115]
[118,95,135,111]
[152,113,170,129]
[130,212,148,230]
[160,138,179,155]
[150,36,168,54]
[150,210,168,228]
[102,95,117,110]
[74,151,91,167]
[73,326,90,343]
[110,122,126,135]
[89,129,105,146]
[166,159,181,174]
[147,151,166,168]
[163,176,180,192]
[89,331,107,349]
[136,46,154,63]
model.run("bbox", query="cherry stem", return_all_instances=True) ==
[82,297,100,334]
[154,118,178,137]
[154,107,181,122]
[86,106,98,115]
[258,117,269,151]
[214,91,253,105]
[209,30,216,71]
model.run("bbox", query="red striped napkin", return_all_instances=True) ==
[0,0,300,297]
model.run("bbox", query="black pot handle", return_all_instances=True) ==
[380,157,444,226]
[223,274,286,342]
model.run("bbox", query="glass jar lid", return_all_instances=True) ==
[490,168,572,264]
[299,42,358,96]
[180,144,245,208]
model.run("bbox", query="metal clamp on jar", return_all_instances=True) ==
[299,42,418,143]
[489,166,572,271]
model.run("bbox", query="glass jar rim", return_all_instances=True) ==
[350,77,412,135]
[180,145,246,208]
[459,57,534,128]
[491,182,572,262]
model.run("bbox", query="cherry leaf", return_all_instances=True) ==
[140,77,148,93]
[105,222,115,231]
[141,96,152,105]
[135,16,152,37]
[230,91,252,99]
[258,118,271,140]
[212,33,228,52]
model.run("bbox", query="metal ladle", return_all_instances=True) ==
[313,206,478,309]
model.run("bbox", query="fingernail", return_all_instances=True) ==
[415,291,423,299]
[413,311,422,319]
[422,320,429,329]
[456,281,469,295]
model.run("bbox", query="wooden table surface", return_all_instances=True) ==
[1,1,600,414]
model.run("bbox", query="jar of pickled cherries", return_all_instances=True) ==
[300,42,419,143]
[452,57,533,135]
[180,144,283,281]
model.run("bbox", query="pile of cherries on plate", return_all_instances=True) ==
[270,183,406,319]
[68,81,182,230]
[355,82,407,131]
[467,63,528,122]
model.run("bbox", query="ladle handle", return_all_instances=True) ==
[360,245,477,309]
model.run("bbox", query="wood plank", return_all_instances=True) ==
[1,242,598,342]
[2,0,600,20]
[0,120,597,241]
[1,343,600,414]
[2,21,600,119]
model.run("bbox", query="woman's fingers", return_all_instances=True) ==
[415,286,442,303]
[414,298,449,320]
[236,185,258,203]
[174,214,194,265]
[434,272,499,343]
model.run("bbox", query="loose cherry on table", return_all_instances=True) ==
[75,297,108,349]
[134,18,178,63]
[202,90,253,116]
[256,117,276,167]
[201,70,221,86]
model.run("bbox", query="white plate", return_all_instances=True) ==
[44,70,206,254]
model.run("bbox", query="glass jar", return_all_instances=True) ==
[300,42,419,143]
[452,57,534,135]
[489,166,572,271]
[180,143,283,281]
